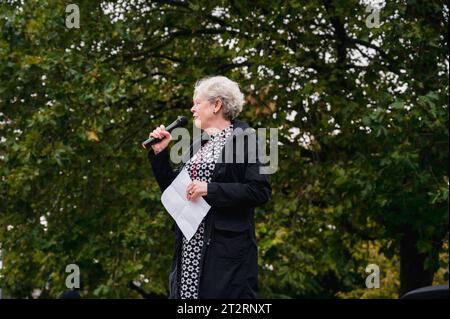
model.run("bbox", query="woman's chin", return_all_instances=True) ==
[194,118,203,129]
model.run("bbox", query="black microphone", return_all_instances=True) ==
[141,115,188,149]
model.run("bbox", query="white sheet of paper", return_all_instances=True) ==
[161,168,211,241]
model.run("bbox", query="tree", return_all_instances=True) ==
[1,0,448,298]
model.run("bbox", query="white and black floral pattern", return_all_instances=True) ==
[179,124,233,299]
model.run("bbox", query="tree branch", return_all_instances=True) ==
[128,281,167,299]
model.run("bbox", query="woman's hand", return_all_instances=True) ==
[149,124,172,154]
[186,180,208,201]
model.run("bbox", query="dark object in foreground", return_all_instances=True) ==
[58,290,81,299]
[400,285,449,299]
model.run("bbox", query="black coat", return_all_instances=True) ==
[148,119,271,299]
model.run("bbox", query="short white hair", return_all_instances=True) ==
[194,76,245,121]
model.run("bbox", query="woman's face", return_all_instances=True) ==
[191,94,215,129]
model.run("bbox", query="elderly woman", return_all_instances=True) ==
[148,76,271,299]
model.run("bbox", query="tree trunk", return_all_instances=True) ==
[399,228,435,297]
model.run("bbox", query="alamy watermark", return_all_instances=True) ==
[166,123,279,175]
[66,4,80,29]
[65,263,80,289]
[365,264,380,289]
[365,4,382,28]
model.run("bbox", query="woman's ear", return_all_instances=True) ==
[214,98,222,114]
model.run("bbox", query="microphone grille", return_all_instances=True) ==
[177,116,188,127]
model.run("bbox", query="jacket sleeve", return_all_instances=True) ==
[148,148,177,192]
[205,161,272,208]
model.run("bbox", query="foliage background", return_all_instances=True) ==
[0,0,448,298]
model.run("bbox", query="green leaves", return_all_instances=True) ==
[0,0,448,299]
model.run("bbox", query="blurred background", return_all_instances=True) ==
[0,0,448,298]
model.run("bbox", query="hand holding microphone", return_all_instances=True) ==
[148,125,172,154]
[142,116,187,154]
